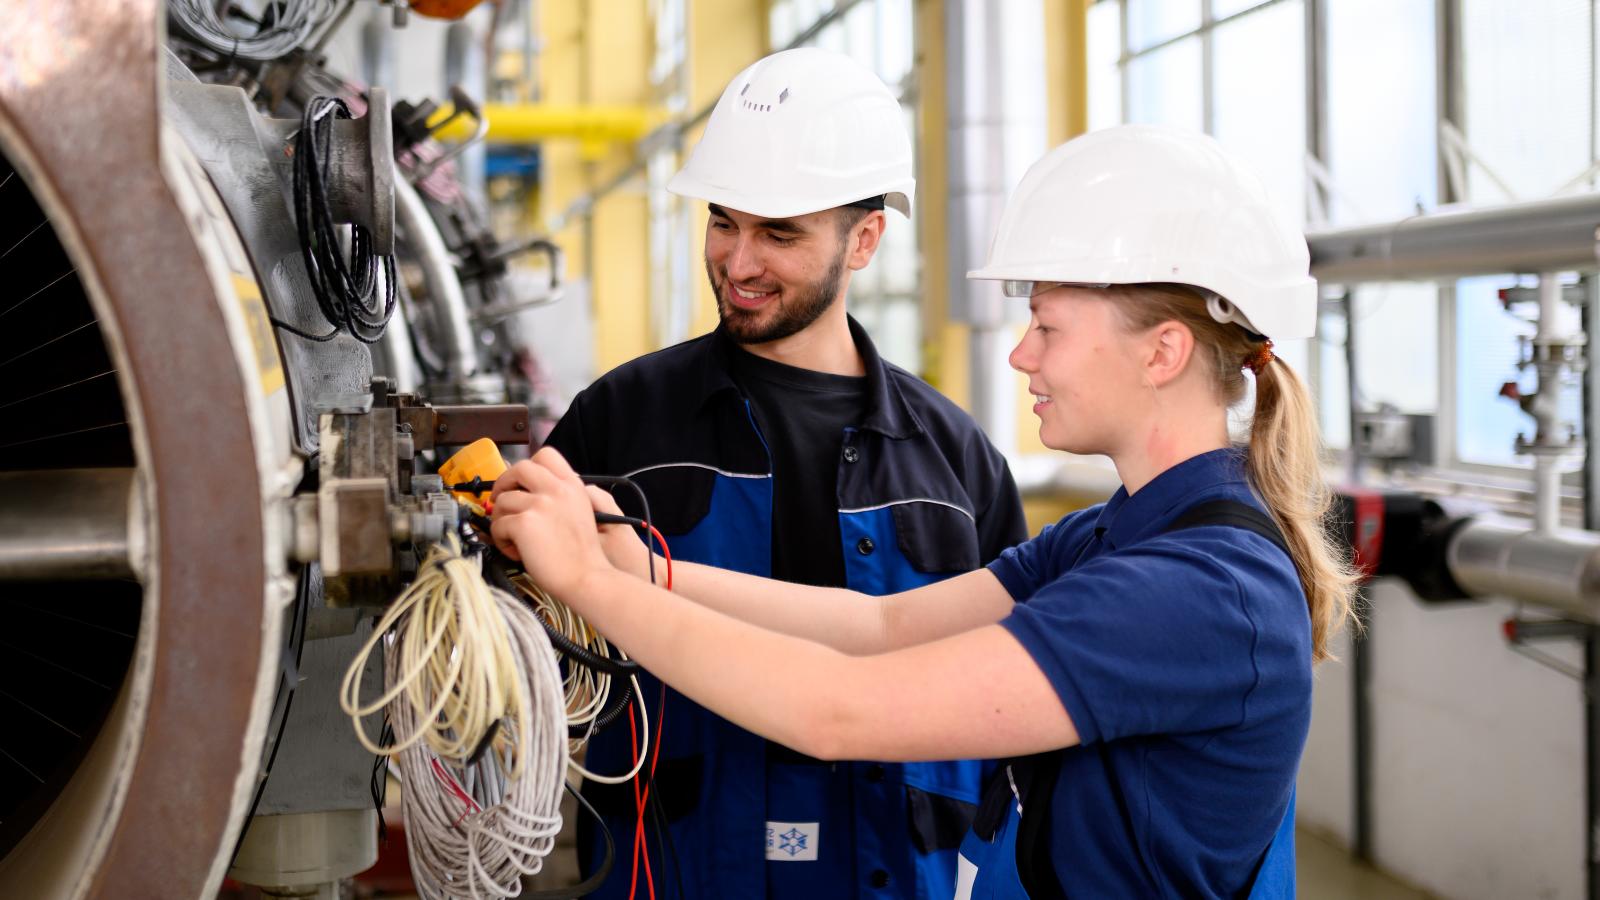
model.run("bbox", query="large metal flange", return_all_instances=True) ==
[0,3,285,897]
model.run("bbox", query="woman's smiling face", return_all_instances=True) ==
[1008,286,1151,456]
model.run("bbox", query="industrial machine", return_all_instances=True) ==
[0,2,562,897]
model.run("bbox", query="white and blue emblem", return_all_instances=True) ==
[764,820,819,861]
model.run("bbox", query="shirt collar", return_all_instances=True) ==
[1093,447,1252,549]
[702,315,923,440]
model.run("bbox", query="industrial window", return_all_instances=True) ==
[1089,0,1600,476]
[1097,0,1317,434]
[1324,0,1439,454]
[769,0,923,372]
[1087,1,1122,129]
[1452,0,1595,469]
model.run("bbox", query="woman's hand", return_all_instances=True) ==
[585,484,655,581]
[488,447,614,599]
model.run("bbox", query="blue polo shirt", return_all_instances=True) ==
[988,448,1311,898]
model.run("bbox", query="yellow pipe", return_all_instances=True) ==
[916,0,967,407]
[430,103,663,145]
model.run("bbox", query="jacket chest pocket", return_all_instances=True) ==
[621,466,717,535]
[892,501,981,574]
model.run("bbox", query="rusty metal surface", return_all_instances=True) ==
[0,2,270,897]
[319,478,392,575]
[397,403,531,449]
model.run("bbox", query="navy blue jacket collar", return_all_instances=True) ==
[1093,447,1254,549]
[701,314,923,440]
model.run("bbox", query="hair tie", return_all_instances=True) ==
[1243,341,1275,375]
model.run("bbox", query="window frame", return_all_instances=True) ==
[1093,0,1600,506]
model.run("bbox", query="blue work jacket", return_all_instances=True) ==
[544,318,1027,899]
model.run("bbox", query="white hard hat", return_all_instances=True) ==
[967,124,1317,341]
[667,48,914,219]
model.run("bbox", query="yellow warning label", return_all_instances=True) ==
[230,273,286,395]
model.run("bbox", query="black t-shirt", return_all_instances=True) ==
[729,346,867,588]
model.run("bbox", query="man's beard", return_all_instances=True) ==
[709,250,847,345]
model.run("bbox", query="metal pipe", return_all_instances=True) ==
[392,175,478,383]
[1447,519,1600,620]
[1307,193,1600,285]
[1533,272,1569,533]
[444,22,488,198]
[376,289,422,392]
[946,0,1046,452]
[0,468,140,580]
[359,7,396,91]
[432,103,659,144]
[1340,282,1373,860]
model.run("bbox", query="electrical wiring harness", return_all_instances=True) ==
[338,466,677,899]
[341,537,569,899]
[510,574,648,780]
[167,0,344,62]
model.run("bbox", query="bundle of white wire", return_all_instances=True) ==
[341,539,569,899]
[511,574,650,785]
[167,0,344,62]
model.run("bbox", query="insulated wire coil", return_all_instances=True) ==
[514,575,619,747]
[340,538,571,898]
[167,0,343,62]
[509,574,650,785]
[277,95,398,345]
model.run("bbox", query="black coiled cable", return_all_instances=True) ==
[273,95,397,344]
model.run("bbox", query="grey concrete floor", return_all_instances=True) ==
[1297,827,1437,900]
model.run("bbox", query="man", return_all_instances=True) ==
[545,47,1026,900]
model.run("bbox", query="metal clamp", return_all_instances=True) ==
[410,85,489,183]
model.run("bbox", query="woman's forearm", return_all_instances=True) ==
[557,565,1070,764]
[653,555,892,655]
[568,566,859,756]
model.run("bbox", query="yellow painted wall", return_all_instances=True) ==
[914,0,972,410]
[535,0,1087,437]
[684,1,769,341]
[537,0,654,376]
[1009,0,1091,456]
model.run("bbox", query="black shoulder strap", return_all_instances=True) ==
[972,752,1067,900]
[986,499,1290,898]
[1164,498,1290,559]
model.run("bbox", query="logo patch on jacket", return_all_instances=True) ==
[765,821,819,861]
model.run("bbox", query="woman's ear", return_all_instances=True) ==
[1145,321,1195,388]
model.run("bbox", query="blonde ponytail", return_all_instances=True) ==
[1248,358,1359,661]
[1106,284,1358,662]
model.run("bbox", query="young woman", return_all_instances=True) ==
[490,125,1356,899]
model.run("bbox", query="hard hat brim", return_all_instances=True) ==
[667,169,913,220]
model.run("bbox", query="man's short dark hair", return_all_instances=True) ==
[833,197,883,238]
